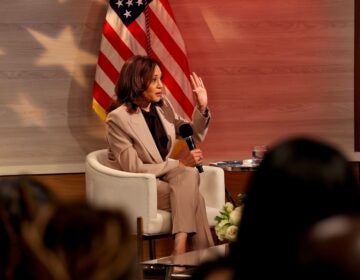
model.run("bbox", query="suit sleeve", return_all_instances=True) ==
[165,98,210,143]
[190,108,211,143]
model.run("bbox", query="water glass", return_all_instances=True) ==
[252,145,268,164]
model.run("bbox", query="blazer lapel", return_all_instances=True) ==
[129,110,163,163]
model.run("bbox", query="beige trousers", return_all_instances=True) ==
[156,166,214,250]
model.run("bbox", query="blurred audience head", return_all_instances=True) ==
[0,176,56,280]
[231,136,360,279]
[298,214,360,280]
[22,202,137,280]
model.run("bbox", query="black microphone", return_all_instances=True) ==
[179,124,204,173]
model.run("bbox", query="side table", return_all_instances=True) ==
[210,160,256,205]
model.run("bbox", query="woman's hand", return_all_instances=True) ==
[190,72,208,112]
[179,149,204,167]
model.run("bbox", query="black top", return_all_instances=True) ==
[141,104,169,160]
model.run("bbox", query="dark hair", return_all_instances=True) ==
[231,137,360,279]
[0,176,56,280]
[108,55,163,113]
[22,202,136,280]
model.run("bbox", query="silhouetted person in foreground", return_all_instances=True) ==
[231,137,360,280]
[192,137,360,280]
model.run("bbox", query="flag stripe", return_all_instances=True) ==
[92,98,108,121]
[99,35,123,72]
[148,8,190,76]
[95,66,116,100]
[149,29,194,104]
[150,0,186,53]
[97,51,118,84]
[128,20,148,51]
[93,81,113,111]
[103,20,134,60]
[158,0,176,21]
[164,85,188,117]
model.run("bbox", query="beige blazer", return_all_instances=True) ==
[105,96,210,177]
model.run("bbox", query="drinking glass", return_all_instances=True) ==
[252,145,268,165]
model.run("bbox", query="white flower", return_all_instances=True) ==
[215,219,229,230]
[225,225,238,242]
[224,202,234,213]
[229,206,242,225]
[215,220,230,241]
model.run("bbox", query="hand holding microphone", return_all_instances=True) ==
[180,149,203,169]
[179,123,204,173]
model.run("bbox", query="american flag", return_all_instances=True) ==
[92,0,194,121]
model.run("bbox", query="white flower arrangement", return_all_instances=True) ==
[214,194,245,242]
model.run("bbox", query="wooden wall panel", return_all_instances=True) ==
[171,0,356,161]
[0,0,358,175]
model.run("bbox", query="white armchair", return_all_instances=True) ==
[85,149,225,259]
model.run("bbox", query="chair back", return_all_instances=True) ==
[85,149,158,233]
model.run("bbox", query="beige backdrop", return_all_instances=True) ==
[0,0,357,175]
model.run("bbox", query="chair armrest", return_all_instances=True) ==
[199,166,225,210]
[85,156,157,233]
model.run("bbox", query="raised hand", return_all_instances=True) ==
[190,72,208,112]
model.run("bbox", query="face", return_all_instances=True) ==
[142,65,163,107]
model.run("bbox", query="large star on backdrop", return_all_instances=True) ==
[7,95,47,127]
[27,26,97,87]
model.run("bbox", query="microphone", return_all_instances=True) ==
[179,124,204,173]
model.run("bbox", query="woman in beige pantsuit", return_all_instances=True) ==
[105,55,214,255]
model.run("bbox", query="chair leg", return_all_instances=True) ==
[137,217,144,262]
[136,217,145,280]
[149,239,156,259]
